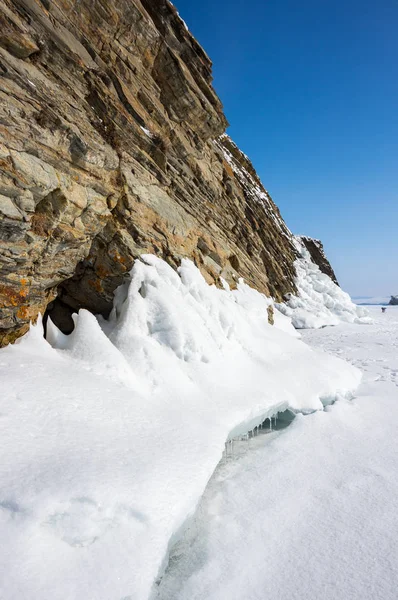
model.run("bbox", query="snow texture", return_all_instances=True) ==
[155,306,398,600]
[277,239,371,328]
[0,256,361,600]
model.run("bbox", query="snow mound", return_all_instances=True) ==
[277,241,371,329]
[155,307,398,600]
[0,256,361,600]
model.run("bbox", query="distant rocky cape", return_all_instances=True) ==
[389,296,398,306]
[0,0,336,346]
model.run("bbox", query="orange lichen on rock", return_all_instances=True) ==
[0,284,29,307]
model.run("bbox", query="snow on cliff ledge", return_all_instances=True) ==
[0,256,361,600]
[277,238,371,329]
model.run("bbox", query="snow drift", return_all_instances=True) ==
[0,256,361,600]
[154,306,398,600]
[277,239,371,329]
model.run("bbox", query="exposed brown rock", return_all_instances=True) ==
[0,0,299,344]
[298,236,339,285]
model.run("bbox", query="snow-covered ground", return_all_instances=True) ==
[352,295,390,305]
[0,257,361,600]
[155,306,398,600]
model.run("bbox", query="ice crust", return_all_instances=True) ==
[154,306,398,600]
[277,240,371,328]
[0,256,361,600]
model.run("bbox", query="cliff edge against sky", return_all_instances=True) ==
[0,0,336,345]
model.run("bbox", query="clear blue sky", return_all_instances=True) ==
[175,0,398,296]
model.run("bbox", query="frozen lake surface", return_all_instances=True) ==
[155,306,398,600]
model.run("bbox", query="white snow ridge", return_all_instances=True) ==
[0,256,361,600]
[276,238,372,328]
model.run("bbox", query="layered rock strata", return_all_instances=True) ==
[298,236,339,286]
[0,0,299,345]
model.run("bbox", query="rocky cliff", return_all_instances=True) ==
[0,0,301,346]
[298,236,339,285]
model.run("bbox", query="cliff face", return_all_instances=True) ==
[0,0,299,345]
[298,236,339,286]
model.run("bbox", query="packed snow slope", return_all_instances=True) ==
[277,239,371,328]
[155,306,398,600]
[0,256,360,600]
